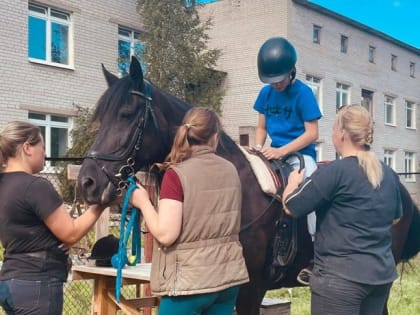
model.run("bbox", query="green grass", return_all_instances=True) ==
[266,255,420,315]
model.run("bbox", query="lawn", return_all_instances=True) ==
[266,255,420,315]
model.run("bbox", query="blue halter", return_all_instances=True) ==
[111,176,141,302]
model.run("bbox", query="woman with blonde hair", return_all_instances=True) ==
[0,121,106,315]
[282,105,402,315]
[130,107,249,315]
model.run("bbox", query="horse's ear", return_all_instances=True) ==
[129,56,143,87]
[101,64,119,87]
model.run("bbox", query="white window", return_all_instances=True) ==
[405,101,416,129]
[336,83,349,110]
[28,113,70,166]
[306,75,322,111]
[368,46,375,63]
[28,3,72,67]
[340,35,348,53]
[383,149,395,170]
[384,95,396,125]
[315,143,322,162]
[118,27,145,76]
[404,152,416,182]
[313,25,321,44]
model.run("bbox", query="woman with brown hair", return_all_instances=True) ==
[282,105,402,315]
[130,107,249,315]
[0,121,106,315]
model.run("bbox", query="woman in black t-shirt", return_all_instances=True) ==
[0,121,106,315]
[282,105,402,315]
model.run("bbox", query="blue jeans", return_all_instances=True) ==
[158,286,240,315]
[310,270,392,315]
[0,278,63,315]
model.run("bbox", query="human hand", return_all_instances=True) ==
[130,184,151,209]
[261,147,286,160]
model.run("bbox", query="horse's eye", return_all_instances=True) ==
[119,104,139,119]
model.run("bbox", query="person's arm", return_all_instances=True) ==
[254,113,267,149]
[44,204,106,246]
[261,120,319,159]
[282,169,305,216]
[130,185,182,247]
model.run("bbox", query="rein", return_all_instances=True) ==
[112,176,141,302]
[84,80,160,195]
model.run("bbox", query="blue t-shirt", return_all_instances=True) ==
[253,80,322,160]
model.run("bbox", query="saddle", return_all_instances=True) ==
[238,146,303,283]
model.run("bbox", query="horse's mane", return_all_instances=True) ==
[400,184,420,261]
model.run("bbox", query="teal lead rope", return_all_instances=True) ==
[112,176,141,302]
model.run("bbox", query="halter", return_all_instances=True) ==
[84,80,160,195]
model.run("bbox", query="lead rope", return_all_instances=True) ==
[112,176,141,302]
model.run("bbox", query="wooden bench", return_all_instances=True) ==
[233,297,291,315]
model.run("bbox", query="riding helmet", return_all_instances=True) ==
[257,37,297,84]
[88,234,120,267]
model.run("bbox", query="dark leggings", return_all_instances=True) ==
[158,286,240,315]
[310,272,392,315]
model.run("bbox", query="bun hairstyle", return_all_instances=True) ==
[158,107,222,170]
[0,121,42,171]
[336,105,383,188]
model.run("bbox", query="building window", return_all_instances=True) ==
[391,54,397,71]
[410,62,415,78]
[383,149,395,170]
[361,89,374,115]
[315,143,322,162]
[306,75,322,110]
[384,95,396,125]
[118,27,145,76]
[368,46,375,63]
[28,3,71,66]
[404,152,416,182]
[340,35,348,53]
[405,100,416,129]
[28,113,70,165]
[336,83,349,110]
[313,25,321,44]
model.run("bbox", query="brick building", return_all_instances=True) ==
[198,0,420,200]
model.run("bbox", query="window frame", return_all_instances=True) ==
[335,82,350,110]
[361,89,374,116]
[28,2,73,69]
[384,95,396,126]
[306,75,322,112]
[340,35,348,53]
[391,54,397,71]
[368,46,375,63]
[28,112,71,169]
[383,149,396,170]
[312,25,321,44]
[118,26,145,76]
[410,62,416,78]
[405,100,416,129]
[404,152,416,182]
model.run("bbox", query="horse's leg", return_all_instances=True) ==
[236,276,266,315]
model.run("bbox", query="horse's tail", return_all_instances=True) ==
[400,186,420,261]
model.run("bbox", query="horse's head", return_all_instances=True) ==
[78,57,189,205]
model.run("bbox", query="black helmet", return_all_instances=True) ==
[88,234,119,267]
[257,37,297,83]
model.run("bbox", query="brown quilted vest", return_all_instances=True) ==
[150,146,249,296]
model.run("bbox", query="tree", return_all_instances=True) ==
[137,0,225,112]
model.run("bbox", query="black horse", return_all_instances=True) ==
[78,57,420,315]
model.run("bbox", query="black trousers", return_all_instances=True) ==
[310,271,392,315]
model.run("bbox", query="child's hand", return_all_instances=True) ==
[288,169,305,186]
[261,147,286,160]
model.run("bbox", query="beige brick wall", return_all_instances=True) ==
[0,0,141,125]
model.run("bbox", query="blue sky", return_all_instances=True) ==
[309,0,420,48]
